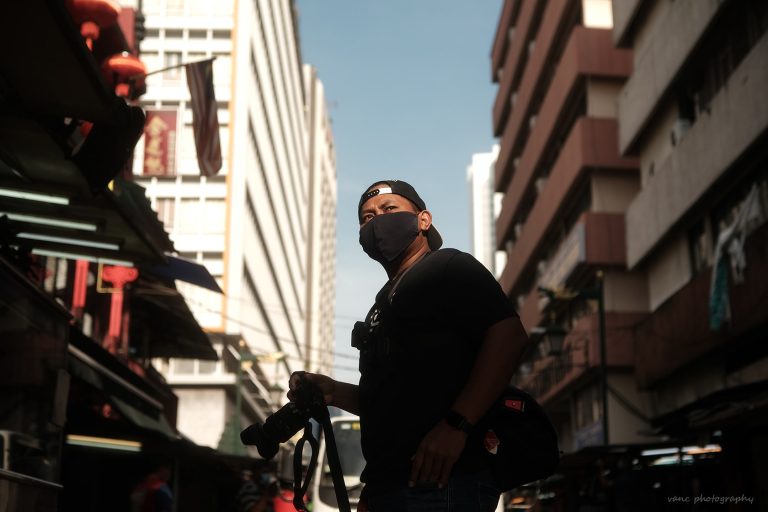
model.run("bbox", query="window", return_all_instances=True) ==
[163,52,182,81]
[177,198,202,233]
[154,198,176,230]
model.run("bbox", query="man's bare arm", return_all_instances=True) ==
[451,316,529,423]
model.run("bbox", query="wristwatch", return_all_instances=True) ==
[444,410,474,433]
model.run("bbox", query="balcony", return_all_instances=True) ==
[495,26,633,190]
[492,0,573,136]
[516,211,627,330]
[490,0,520,82]
[634,221,768,388]
[497,118,636,296]
[491,0,540,138]
[626,32,768,268]
[516,310,641,406]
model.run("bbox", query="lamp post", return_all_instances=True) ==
[538,271,608,445]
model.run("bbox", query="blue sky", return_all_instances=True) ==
[296,1,504,383]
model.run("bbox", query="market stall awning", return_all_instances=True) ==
[67,328,178,439]
[143,255,224,294]
[129,275,219,361]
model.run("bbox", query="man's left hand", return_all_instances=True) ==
[409,421,468,488]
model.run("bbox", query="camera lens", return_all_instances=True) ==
[240,402,311,459]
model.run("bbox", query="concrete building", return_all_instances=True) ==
[467,145,506,277]
[613,0,768,499]
[128,0,337,451]
[490,0,652,454]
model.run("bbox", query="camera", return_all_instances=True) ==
[240,374,325,459]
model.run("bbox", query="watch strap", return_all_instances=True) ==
[444,410,473,433]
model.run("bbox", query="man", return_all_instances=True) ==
[289,180,529,511]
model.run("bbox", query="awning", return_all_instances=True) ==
[0,119,173,265]
[651,379,768,436]
[67,329,177,439]
[0,0,173,266]
[129,275,219,361]
[143,255,223,294]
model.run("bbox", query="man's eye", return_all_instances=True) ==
[384,205,397,211]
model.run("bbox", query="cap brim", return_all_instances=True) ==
[427,225,443,250]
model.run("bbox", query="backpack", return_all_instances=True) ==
[472,386,560,491]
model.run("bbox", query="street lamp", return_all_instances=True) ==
[538,271,608,445]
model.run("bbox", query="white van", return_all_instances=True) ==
[311,417,503,511]
[311,416,364,512]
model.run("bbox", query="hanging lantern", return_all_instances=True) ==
[66,0,121,50]
[103,52,147,98]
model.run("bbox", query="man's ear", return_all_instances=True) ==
[418,210,432,231]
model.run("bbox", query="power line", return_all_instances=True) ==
[184,296,360,363]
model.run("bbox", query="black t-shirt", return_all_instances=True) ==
[355,248,518,486]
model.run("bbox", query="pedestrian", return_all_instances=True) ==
[237,466,276,512]
[130,460,174,512]
[288,180,529,511]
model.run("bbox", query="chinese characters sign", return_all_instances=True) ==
[143,109,177,175]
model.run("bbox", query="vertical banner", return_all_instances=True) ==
[143,109,178,175]
[185,59,223,176]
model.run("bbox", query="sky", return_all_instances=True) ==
[296,1,504,383]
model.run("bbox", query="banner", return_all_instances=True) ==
[186,59,223,176]
[142,109,178,176]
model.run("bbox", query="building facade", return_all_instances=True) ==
[128,0,337,450]
[491,0,650,455]
[613,0,768,501]
[466,145,506,277]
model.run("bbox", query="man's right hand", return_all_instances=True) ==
[288,372,336,406]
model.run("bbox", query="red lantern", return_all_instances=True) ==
[66,0,121,50]
[103,52,147,98]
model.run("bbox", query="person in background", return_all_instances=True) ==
[237,465,276,512]
[130,460,174,512]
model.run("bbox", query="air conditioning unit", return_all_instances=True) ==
[527,40,536,55]
[529,115,537,129]
[535,177,547,194]
[513,157,520,170]
[510,91,517,107]
[507,27,515,43]
[536,260,548,277]
[514,222,523,238]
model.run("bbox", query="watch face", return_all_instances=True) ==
[445,411,472,432]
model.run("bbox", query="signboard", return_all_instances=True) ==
[574,420,604,450]
[538,222,585,310]
[142,109,178,176]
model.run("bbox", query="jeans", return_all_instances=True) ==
[367,470,500,512]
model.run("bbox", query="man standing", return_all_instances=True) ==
[289,180,529,511]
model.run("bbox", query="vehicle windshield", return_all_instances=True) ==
[318,419,365,504]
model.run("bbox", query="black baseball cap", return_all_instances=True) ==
[358,180,443,250]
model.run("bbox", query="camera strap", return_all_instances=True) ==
[292,423,318,511]
[291,412,352,512]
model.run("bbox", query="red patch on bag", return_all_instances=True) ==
[504,399,524,412]
[484,430,500,455]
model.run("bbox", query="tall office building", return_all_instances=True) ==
[128,0,337,449]
[490,0,651,453]
[466,145,505,277]
[613,0,768,494]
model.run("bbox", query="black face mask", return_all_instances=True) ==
[359,211,420,264]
